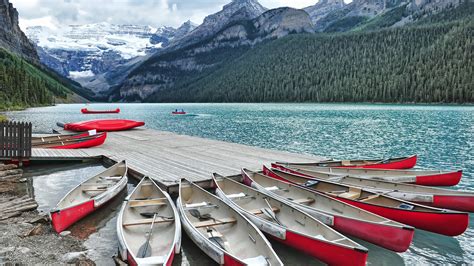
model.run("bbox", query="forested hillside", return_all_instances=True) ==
[147,7,473,103]
[0,48,77,110]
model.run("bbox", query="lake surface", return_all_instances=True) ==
[7,103,474,265]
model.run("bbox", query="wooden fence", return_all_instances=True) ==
[0,121,32,160]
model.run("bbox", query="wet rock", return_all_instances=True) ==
[28,215,49,224]
[77,258,96,266]
[24,224,45,237]
[60,230,71,237]
[61,251,87,263]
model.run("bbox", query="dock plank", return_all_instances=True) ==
[30,129,324,188]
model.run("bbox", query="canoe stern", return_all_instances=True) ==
[50,200,95,233]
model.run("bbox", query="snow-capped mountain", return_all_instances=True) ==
[26,21,196,94]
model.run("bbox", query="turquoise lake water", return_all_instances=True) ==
[6,103,474,265]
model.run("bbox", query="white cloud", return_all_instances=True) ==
[10,0,353,30]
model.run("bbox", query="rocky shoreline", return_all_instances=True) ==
[0,163,95,265]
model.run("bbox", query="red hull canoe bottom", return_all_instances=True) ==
[223,254,245,266]
[429,195,474,213]
[335,198,469,236]
[333,216,414,252]
[64,119,145,132]
[52,132,107,149]
[51,200,95,233]
[269,231,367,266]
[81,108,120,114]
[338,155,417,169]
[415,171,462,186]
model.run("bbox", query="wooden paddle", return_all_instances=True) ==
[262,198,283,226]
[137,213,157,258]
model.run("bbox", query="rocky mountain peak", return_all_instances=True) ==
[0,0,39,62]
[167,0,267,50]
[304,0,346,28]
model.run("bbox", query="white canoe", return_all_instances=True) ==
[117,176,181,266]
[177,179,282,265]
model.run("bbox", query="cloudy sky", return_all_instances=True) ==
[11,0,351,30]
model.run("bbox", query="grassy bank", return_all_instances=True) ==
[0,114,7,122]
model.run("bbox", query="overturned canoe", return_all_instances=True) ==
[81,108,120,114]
[213,174,369,266]
[264,166,469,236]
[241,168,414,252]
[117,176,181,266]
[274,164,462,186]
[50,161,128,233]
[33,131,107,149]
[273,166,474,212]
[177,179,282,265]
[59,119,145,132]
[277,155,417,169]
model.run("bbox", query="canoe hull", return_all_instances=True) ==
[51,200,95,233]
[337,155,417,169]
[335,197,468,236]
[51,162,128,233]
[332,216,413,252]
[269,230,368,266]
[50,132,107,149]
[81,108,120,114]
[415,171,462,186]
[63,119,145,132]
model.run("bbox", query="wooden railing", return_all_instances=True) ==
[0,121,32,161]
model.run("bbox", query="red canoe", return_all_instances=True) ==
[273,165,474,213]
[50,161,127,233]
[81,108,120,114]
[32,132,107,149]
[213,174,368,266]
[241,169,414,252]
[274,164,462,186]
[277,155,417,170]
[263,166,469,236]
[59,119,145,132]
[172,111,186,115]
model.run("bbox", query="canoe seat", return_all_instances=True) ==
[243,256,269,265]
[337,188,362,200]
[99,175,122,181]
[193,217,237,228]
[123,217,174,227]
[293,198,315,205]
[249,206,280,215]
[184,202,217,210]
[360,195,379,202]
[341,160,352,166]
[129,198,167,208]
[82,187,107,192]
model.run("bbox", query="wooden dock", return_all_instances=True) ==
[31,128,323,191]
